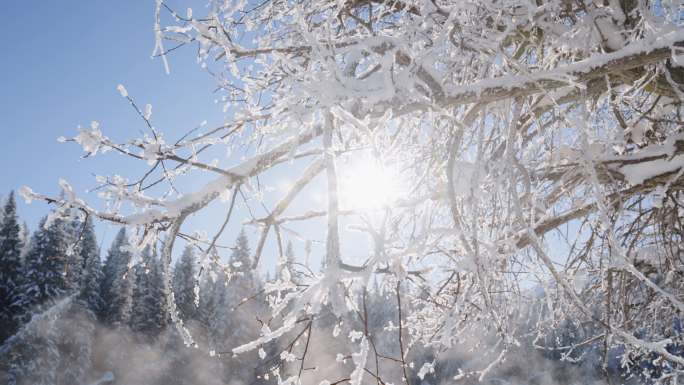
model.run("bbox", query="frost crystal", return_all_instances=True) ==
[417,361,435,380]
[116,84,128,97]
[144,104,153,120]
[19,186,36,204]
[349,338,369,385]
[74,121,104,155]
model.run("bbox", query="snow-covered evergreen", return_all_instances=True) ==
[130,246,168,339]
[231,229,253,281]
[3,297,70,385]
[5,321,60,385]
[77,218,103,314]
[172,245,198,322]
[0,191,25,343]
[54,301,96,385]
[15,215,71,322]
[99,227,133,325]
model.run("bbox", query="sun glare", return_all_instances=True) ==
[339,159,402,210]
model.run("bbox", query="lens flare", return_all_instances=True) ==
[339,159,401,210]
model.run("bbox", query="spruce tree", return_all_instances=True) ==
[204,272,228,348]
[2,297,77,385]
[285,240,295,262]
[100,227,133,325]
[172,245,198,321]
[231,229,254,283]
[54,301,96,385]
[16,215,71,322]
[19,221,29,253]
[5,321,59,385]
[77,218,103,314]
[0,191,25,343]
[130,246,168,339]
[209,230,256,350]
[198,272,221,331]
[219,231,264,383]
[277,240,300,283]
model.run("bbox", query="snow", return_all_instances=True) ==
[89,372,115,385]
[616,133,684,185]
[19,186,36,204]
[232,316,297,354]
[142,137,165,165]
[74,121,104,155]
[144,104,153,120]
[348,337,369,385]
[444,28,684,102]
[620,154,684,186]
[417,361,436,380]
[116,84,128,98]
[451,161,483,197]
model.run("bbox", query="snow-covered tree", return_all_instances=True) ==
[172,245,198,322]
[0,191,25,343]
[53,301,96,385]
[276,240,302,284]
[130,245,168,339]
[213,232,266,383]
[4,323,59,385]
[99,227,133,325]
[18,221,29,254]
[23,1,684,383]
[15,215,71,322]
[78,217,103,314]
[198,273,220,331]
[2,297,70,385]
[230,229,254,282]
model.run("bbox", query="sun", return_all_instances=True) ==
[339,158,402,210]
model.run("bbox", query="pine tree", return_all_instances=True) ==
[172,245,198,322]
[100,227,133,325]
[130,246,168,339]
[19,221,29,253]
[54,301,96,385]
[231,229,254,284]
[203,273,228,348]
[15,215,71,322]
[198,271,223,336]
[217,231,265,383]
[285,240,295,264]
[277,240,300,283]
[0,191,25,343]
[212,230,257,347]
[3,297,73,385]
[5,323,59,385]
[77,217,103,314]
[2,296,96,385]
